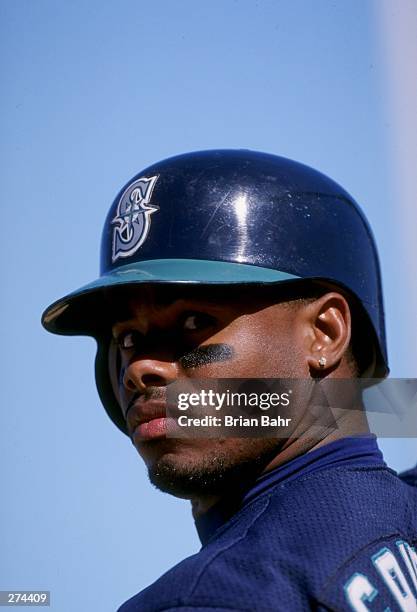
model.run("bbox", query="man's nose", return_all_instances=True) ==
[122,356,179,394]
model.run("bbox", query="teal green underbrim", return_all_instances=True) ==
[42,259,300,335]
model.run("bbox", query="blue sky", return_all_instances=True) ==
[1,1,416,611]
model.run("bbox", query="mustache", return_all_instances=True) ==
[125,386,167,418]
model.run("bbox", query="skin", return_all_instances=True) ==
[110,284,369,516]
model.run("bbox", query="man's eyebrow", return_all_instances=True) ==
[105,278,252,325]
[108,297,194,330]
[109,294,229,334]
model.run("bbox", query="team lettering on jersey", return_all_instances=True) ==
[344,541,417,611]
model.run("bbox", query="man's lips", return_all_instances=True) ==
[126,397,171,441]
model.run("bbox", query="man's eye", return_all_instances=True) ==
[117,331,136,349]
[182,313,214,331]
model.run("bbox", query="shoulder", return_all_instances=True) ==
[261,465,417,567]
[265,464,417,536]
[117,495,310,611]
[266,465,417,611]
[399,464,417,487]
[118,466,417,611]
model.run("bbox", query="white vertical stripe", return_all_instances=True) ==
[375,0,417,363]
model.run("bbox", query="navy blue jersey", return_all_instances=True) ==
[118,437,417,611]
[400,466,417,488]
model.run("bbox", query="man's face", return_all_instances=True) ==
[110,285,308,498]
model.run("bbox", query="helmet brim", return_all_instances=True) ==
[41,258,300,336]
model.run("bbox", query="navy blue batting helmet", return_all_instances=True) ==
[42,150,388,433]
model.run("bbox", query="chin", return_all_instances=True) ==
[144,438,281,499]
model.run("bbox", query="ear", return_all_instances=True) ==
[299,292,352,375]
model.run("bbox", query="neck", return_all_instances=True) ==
[191,495,223,518]
[263,400,370,472]
[191,408,369,517]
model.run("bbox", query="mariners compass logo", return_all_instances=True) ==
[111,175,159,263]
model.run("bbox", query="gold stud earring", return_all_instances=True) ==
[318,356,327,369]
